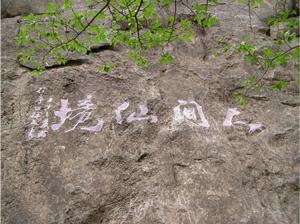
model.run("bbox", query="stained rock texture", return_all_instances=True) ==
[1,1,299,224]
[1,0,57,18]
[1,0,86,18]
[252,0,298,22]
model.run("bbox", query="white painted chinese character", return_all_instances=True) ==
[127,104,157,123]
[115,101,129,124]
[115,101,157,124]
[27,87,52,140]
[172,100,210,129]
[51,99,72,131]
[223,108,242,126]
[223,108,264,133]
[248,123,264,133]
[51,95,104,132]
[80,119,104,132]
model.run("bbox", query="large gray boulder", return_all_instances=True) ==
[253,0,298,22]
[1,0,58,18]
[1,0,90,18]
[1,1,299,224]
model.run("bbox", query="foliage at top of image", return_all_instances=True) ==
[16,0,299,105]
[234,8,300,104]
[16,0,219,73]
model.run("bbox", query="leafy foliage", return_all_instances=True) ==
[270,80,288,91]
[16,0,219,73]
[97,63,114,73]
[159,52,174,64]
[233,8,299,105]
[16,0,299,105]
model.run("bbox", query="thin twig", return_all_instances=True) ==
[167,0,177,44]
[180,1,195,16]
[247,0,254,34]
[45,0,111,57]
[134,0,144,48]
[244,44,300,95]
[204,0,209,32]
[109,4,126,17]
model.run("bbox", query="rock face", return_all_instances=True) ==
[1,1,299,224]
[1,0,86,18]
[1,0,55,17]
[252,0,298,22]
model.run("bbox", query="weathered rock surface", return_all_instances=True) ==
[1,0,57,18]
[1,1,299,224]
[1,0,90,18]
[252,0,298,22]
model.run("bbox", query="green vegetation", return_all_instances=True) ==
[16,0,299,104]
[97,62,114,73]
[16,0,218,68]
[234,8,299,103]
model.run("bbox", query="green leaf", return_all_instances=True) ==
[161,0,173,6]
[243,75,257,90]
[18,50,32,63]
[47,2,60,14]
[128,51,149,67]
[167,15,175,25]
[210,0,219,5]
[234,92,249,105]
[250,0,263,8]
[32,68,45,77]
[275,40,284,46]
[159,52,174,64]
[206,16,219,28]
[267,17,279,26]
[180,19,191,31]
[211,49,220,57]
[262,47,273,59]
[270,80,288,90]
[237,41,256,55]
[97,63,114,73]
[143,5,155,19]
[194,4,206,13]
[223,43,232,53]
[63,0,73,10]
[181,30,195,42]
[291,47,300,60]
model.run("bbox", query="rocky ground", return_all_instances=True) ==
[1,0,299,224]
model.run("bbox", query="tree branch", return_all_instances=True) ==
[134,0,144,48]
[45,0,111,57]
[167,0,177,44]
[244,45,300,96]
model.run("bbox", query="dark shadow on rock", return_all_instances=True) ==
[19,58,91,71]
[88,44,116,54]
